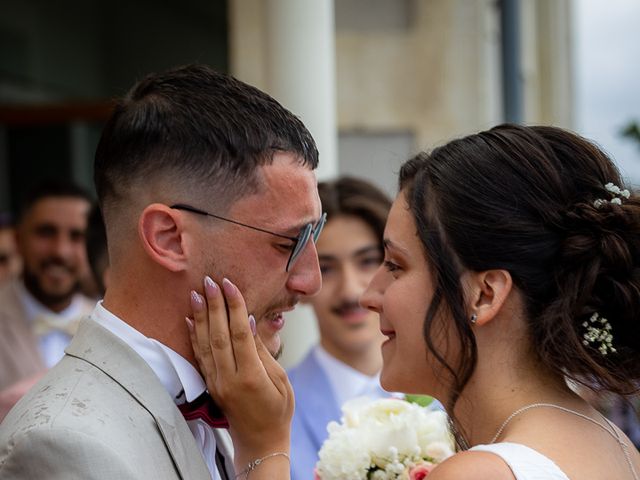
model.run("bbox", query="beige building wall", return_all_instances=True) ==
[336,0,501,149]
[335,0,573,148]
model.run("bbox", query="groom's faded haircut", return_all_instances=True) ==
[94,64,318,216]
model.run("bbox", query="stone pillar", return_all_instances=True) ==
[264,0,337,181]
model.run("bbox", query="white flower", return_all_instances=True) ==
[596,182,631,208]
[605,182,621,195]
[316,397,454,479]
[341,396,382,427]
[424,440,455,462]
[582,312,616,355]
[370,471,389,480]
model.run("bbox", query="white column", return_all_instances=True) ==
[263,0,337,181]
[228,0,338,368]
[265,0,337,368]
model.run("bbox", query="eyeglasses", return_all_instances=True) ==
[170,203,327,272]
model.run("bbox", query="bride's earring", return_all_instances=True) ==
[470,313,477,324]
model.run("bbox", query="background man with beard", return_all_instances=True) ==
[0,64,323,480]
[287,177,392,480]
[0,181,95,418]
[0,181,94,419]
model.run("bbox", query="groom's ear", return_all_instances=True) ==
[465,269,512,326]
[139,204,189,272]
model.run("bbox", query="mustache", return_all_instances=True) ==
[264,297,299,316]
[331,300,366,315]
[273,345,283,361]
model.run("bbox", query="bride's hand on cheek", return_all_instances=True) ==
[187,276,293,471]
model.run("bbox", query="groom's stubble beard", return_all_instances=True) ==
[273,344,283,361]
[200,258,287,360]
[256,317,284,360]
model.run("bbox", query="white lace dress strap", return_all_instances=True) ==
[470,442,570,480]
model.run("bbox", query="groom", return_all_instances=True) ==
[0,64,323,479]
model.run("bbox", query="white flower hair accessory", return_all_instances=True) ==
[593,182,631,208]
[582,312,616,355]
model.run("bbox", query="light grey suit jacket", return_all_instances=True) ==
[0,317,235,479]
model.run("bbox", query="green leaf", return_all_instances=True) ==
[405,394,434,407]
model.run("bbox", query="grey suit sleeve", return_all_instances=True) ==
[0,427,139,479]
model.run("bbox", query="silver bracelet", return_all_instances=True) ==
[234,452,290,479]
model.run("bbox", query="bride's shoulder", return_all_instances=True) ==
[428,450,515,480]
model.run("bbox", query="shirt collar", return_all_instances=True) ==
[313,344,384,408]
[16,279,91,323]
[92,301,207,403]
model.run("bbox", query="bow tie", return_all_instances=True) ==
[177,392,229,429]
[32,314,81,337]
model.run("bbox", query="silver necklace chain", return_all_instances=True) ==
[490,402,638,480]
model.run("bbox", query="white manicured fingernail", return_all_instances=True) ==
[190,291,204,312]
[222,278,237,297]
[249,315,256,336]
[204,276,219,297]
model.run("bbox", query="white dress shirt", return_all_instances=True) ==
[312,344,388,408]
[16,281,94,368]
[92,301,222,480]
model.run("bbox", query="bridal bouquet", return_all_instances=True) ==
[315,397,454,480]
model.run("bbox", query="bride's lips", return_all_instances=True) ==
[380,328,396,345]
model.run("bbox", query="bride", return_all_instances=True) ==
[187,124,640,479]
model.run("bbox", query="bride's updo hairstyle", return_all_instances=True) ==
[399,124,640,414]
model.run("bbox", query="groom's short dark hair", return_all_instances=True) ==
[94,64,318,216]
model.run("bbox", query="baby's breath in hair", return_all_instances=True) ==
[582,312,616,355]
[593,182,630,208]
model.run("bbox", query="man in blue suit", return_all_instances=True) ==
[288,177,392,479]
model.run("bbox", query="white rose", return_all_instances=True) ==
[316,426,371,479]
[423,440,455,463]
[317,398,455,479]
[361,398,413,423]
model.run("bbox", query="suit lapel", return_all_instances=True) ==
[293,352,342,450]
[65,318,212,480]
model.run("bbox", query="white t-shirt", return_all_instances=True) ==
[312,344,388,407]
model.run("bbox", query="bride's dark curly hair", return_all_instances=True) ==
[399,124,640,448]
